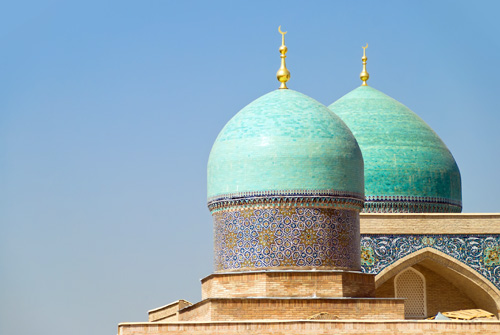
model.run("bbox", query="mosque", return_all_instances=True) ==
[118,28,500,334]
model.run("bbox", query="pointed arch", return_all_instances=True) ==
[375,247,500,316]
[395,267,427,318]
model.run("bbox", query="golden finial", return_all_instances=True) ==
[360,43,369,86]
[276,26,290,89]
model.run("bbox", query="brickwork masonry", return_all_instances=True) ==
[119,319,500,335]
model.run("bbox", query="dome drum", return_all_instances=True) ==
[213,206,361,272]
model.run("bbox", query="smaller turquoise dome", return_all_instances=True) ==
[329,86,462,213]
[207,89,364,202]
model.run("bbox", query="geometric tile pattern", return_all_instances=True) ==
[360,234,500,290]
[213,207,360,272]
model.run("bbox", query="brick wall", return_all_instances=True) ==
[178,298,404,321]
[415,264,477,316]
[176,300,211,322]
[148,300,192,322]
[376,277,395,299]
[119,320,500,335]
[375,265,480,318]
[201,271,375,299]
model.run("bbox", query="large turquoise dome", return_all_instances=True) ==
[208,88,365,272]
[329,86,462,213]
[207,89,364,203]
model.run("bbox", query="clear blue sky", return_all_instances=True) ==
[1,1,499,335]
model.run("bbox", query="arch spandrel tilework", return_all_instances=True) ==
[360,235,500,291]
[213,207,361,272]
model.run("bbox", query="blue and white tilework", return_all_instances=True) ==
[360,234,500,290]
[213,207,361,272]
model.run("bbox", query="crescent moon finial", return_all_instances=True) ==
[360,43,369,86]
[276,26,290,89]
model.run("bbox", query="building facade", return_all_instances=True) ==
[118,30,500,334]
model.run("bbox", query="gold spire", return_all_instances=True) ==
[276,26,290,89]
[360,43,369,86]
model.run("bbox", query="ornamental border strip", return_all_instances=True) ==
[360,234,500,290]
[208,195,364,213]
[208,189,365,205]
[363,201,462,213]
[365,195,462,207]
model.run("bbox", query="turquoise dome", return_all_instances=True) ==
[207,89,364,202]
[329,86,462,213]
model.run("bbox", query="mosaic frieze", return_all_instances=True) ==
[484,246,500,266]
[360,234,500,290]
[363,196,462,213]
[213,207,360,272]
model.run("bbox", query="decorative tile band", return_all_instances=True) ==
[360,234,500,290]
[363,195,462,213]
[208,189,364,205]
[208,190,364,214]
[213,207,361,272]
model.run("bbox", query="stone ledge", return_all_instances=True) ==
[118,319,500,335]
[360,213,500,234]
[119,319,500,325]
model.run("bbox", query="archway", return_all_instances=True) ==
[375,247,500,318]
[395,267,427,318]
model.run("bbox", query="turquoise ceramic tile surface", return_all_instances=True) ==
[207,89,364,199]
[329,86,461,208]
